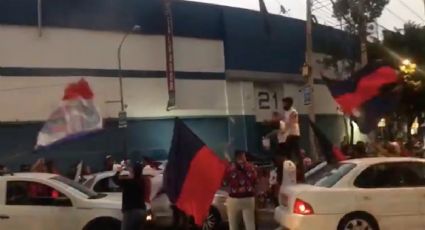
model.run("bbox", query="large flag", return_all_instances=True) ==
[164,118,227,226]
[309,120,346,163]
[323,62,400,133]
[36,79,102,148]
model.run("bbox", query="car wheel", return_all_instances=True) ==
[202,207,222,230]
[338,213,379,230]
[83,217,121,230]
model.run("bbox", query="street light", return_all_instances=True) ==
[399,59,417,75]
[377,118,386,128]
[117,25,141,128]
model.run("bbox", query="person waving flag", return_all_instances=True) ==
[164,118,227,226]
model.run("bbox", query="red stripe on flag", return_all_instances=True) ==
[63,79,94,100]
[176,146,227,226]
[336,66,398,115]
[332,146,347,162]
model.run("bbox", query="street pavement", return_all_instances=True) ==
[153,209,279,230]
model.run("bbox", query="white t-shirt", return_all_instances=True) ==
[277,120,288,144]
[282,108,300,137]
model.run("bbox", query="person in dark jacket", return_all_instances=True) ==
[114,163,150,230]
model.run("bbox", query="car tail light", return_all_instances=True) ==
[293,198,314,215]
[279,193,288,207]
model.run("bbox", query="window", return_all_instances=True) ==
[51,176,100,198]
[7,181,72,207]
[93,177,121,193]
[84,177,96,189]
[354,162,425,188]
[307,163,356,188]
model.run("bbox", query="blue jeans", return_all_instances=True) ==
[122,209,145,230]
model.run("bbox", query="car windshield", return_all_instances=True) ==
[306,163,356,188]
[51,176,105,199]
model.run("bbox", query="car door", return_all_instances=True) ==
[2,180,75,230]
[413,162,425,229]
[354,162,423,230]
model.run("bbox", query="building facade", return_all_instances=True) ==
[0,0,362,171]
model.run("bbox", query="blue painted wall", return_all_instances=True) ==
[0,117,245,172]
[0,116,344,172]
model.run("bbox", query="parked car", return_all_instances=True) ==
[0,172,122,230]
[83,167,228,230]
[275,157,425,230]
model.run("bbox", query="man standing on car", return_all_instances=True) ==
[114,163,151,230]
[224,150,257,230]
[281,97,304,182]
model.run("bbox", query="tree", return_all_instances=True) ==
[332,0,389,33]
[381,23,425,141]
[331,0,390,65]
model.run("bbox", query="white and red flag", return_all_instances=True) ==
[36,79,102,148]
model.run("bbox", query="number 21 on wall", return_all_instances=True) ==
[258,92,278,110]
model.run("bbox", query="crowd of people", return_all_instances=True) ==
[340,136,424,159]
[3,96,423,230]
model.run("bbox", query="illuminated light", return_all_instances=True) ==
[377,118,386,128]
[146,214,153,222]
[293,199,314,215]
[402,59,411,66]
[400,59,417,75]
[411,118,419,135]
[51,190,59,199]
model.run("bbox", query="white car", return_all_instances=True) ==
[83,170,228,230]
[0,173,122,230]
[275,157,425,230]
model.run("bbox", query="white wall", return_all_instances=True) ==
[0,77,229,121]
[225,81,255,116]
[0,25,224,73]
[249,82,340,117]
[0,25,228,121]
[0,25,343,122]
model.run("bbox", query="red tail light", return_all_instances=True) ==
[293,198,314,215]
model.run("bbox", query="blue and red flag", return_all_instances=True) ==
[35,79,102,148]
[164,118,227,226]
[309,120,346,163]
[323,62,400,133]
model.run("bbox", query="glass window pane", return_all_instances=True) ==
[355,162,425,188]
[7,181,72,206]
[308,163,356,188]
[93,177,121,193]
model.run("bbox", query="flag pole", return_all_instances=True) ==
[306,0,318,160]
[37,0,42,37]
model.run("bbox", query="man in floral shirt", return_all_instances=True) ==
[224,150,257,230]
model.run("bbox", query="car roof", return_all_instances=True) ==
[343,157,425,166]
[0,172,57,180]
